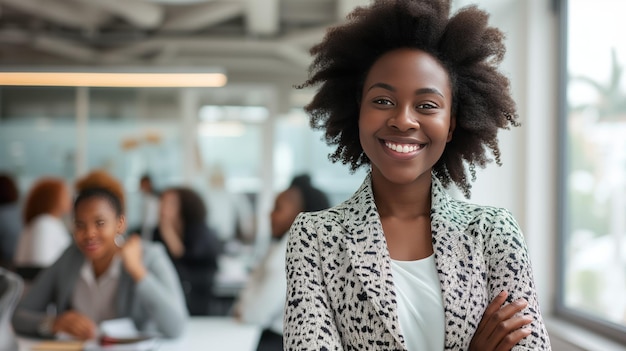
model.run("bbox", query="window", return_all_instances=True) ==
[558,0,626,343]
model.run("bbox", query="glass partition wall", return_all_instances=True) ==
[0,85,365,247]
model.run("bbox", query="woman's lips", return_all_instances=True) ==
[82,241,101,252]
[384,140,425,153]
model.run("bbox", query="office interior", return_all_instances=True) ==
[0,0,625,350]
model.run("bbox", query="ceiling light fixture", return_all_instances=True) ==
[0,67,227,88]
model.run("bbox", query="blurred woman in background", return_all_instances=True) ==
[13,177,72,279]
[0,173,22,268]
[153,187,222,316]
[12,187,187,339]
[233,174,330,351]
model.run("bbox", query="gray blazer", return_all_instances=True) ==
[12,241,188,338]
[284,173,551,350]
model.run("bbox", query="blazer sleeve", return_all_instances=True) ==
[486,209,552,351]
[283,213,344,351]
[11,253,63,337]
[134,243,189,338]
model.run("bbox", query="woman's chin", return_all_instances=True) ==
[80,244,104,260]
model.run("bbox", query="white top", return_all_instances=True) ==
[13,215,71,267]
[72,255,122,324]
[205,189,255,242]
[234,235,288,334]
[390,254,445,351]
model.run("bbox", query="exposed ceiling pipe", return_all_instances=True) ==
[74,0,165,29]
[99,35,312,67]
[0,28,30,44]
[273,44,312,68]
[31,35,97,62]
[0,0,109,30]
[6,31,128,63]
[102,38,276,59]
[281,26,328,47]
[245,0,279,36]
[161,2,244,31]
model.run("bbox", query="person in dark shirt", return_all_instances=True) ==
[152,187,221,316]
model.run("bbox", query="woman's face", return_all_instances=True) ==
[358,48,455,186]
[74,197,125,262]
[159,191,180,224]
[270,188,302,238]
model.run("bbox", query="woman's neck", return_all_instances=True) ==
[92,252,115,278]
[371,170,432,220]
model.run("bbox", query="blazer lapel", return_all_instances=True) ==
[430,177,475,349]
[341,174,405,348]
[116,269,134,317]
[56,246,83,311]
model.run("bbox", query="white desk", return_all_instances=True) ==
[18,317,261,351]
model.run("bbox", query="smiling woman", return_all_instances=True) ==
[283,0,551,350]
[11,187,189,340]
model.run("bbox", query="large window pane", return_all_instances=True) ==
[561,0,626,338]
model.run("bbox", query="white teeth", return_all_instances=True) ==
[385,141,421,153]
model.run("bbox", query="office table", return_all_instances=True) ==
[17,317,261,351]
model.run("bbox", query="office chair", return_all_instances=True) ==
[0,268,24,351]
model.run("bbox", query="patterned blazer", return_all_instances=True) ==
[284,173,551,350]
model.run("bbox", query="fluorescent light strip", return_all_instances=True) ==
[0,72,227,87]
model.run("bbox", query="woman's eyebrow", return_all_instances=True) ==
[367,83,444,97]
[414,87,444,97]
[367,82,395,92]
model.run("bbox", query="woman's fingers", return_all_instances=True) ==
[54,311,97,340]
[469,291,533,351]
[495,324,533,351]
[484,298,529,341]
[475,291,508,336]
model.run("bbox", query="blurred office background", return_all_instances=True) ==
[0,0,625,349]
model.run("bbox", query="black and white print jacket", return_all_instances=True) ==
[284,173,551,350]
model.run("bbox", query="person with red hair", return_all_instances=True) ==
[13,177,72,277]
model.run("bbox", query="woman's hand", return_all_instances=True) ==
[119,235,147,282]
[53,310,97,340]
[158,223,185,258]
[469,291,533,351]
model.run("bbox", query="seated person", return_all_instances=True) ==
[13,178,72,280]
[12,187,188,339]
[153,187,221,316]
[0,174,22,268]
[233,174,330,351]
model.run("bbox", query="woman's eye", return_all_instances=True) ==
[373,98,393,105]
[97,221,105,226]
[417,103,437,109]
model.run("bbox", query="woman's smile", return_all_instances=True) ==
[81,240,102,253]
[382,139,427,158]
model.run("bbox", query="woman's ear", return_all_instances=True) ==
[447,116,457,142]
[117,215,127,234]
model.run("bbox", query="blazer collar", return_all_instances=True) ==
[58,245,135,318]
[338,172,472,349]
[338,172,402,347]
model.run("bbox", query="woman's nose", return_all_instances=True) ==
[388,104,420,132]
